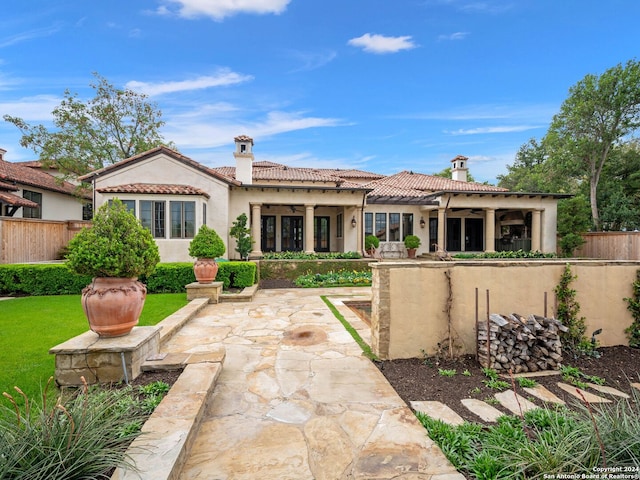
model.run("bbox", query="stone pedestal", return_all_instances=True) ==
[49,326,160,386]
[186,281,223,303]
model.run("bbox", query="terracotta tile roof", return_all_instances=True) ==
[0,191,39,207]
[0,180,18,191]
[369,170,508,193]
[80,146,239,186]
[96,183,210,198]
[312,168,385,180]
[0,159,86,197]
[234,135,253,143]
[253,166,345,183]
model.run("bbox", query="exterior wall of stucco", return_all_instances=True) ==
[370,260,640,360]
[16,186,85,221]
[90,153,230,262]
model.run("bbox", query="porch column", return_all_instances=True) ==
[484,208,496,252]
[531,209,542,252]
[250,203,263,258]
[437,208,446,251]
[304,204,315,254]
[355,206,364,255]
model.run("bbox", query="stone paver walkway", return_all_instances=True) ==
[157,288,463,480]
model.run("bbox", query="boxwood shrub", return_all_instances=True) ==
[0,261,257,296]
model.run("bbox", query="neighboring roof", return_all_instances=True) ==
[0,158,86,198]
[0,180,18,191]
[97,183,210,198]
[0,191,39,208]
[312,168,385,181]
[80,146,240,187]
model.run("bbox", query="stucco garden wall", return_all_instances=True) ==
[370,260,640,360]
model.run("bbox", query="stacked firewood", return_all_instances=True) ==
[477,313,569,373]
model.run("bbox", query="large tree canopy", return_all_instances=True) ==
[545,59,640,230]
[4,73,170,179]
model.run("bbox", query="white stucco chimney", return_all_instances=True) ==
[0,148,6,161]
[451,155,469,182]
[233,135,254,185]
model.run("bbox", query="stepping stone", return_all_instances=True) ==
[523,385,566,405]
[587,383,629,399]
[632,382,640,392]
[494,391,538,415]
[557,382,612,403]
[410,401,465,426]
[460,398,504,423]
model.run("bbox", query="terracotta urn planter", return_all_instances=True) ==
[193,258,219,284]
[407,248,417,259]
[81,277,147,337]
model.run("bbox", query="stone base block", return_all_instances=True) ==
[186,281,223,303]
[49,326,160,386]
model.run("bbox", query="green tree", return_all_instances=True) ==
[597,140,640,231]
[557,195,592,256]
[545,59,640,230]
[497,138,572,193]
[4,73,170,179]
[229,213,253,260]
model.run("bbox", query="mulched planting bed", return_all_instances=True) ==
[377,345,640,423]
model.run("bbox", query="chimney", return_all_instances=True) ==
[233,135,254,185]
[451,155,469,182]
[0,148,6,161]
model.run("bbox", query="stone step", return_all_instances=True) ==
[587,383,630,398]
[556,382,612,403]
[523,385,565,405]
[494,391,538,415]
[142,349,226,372]
[460,398,504,423]
[632,382,640,391]
[410,401,465,426]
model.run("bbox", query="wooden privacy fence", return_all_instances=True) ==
[575,231,640,260]
[0,217,90,264]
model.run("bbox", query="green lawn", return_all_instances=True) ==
[0,294,188,402]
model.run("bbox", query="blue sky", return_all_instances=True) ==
[1,0,639,184]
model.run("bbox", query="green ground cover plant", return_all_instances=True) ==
[262,251,361,260]
[295,269,372,287]
[0,294,187,403]
[416,390,640,478]
[452,250,556,259]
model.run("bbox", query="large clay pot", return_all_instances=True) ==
[81,277,147,337]
[407,248,417,259]
[193,258,219,284]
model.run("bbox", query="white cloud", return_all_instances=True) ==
[125,70,254,96]
[287,50,337,72]
[445,125,542,135]
[157,0,291,20]
[0,24,62,48]
[400,103,559,122]
[0,95,60,121]
[438,31,470,41]
[347,33,417,54]
[164,109,343,149]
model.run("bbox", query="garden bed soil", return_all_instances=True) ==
[377,345,640,423]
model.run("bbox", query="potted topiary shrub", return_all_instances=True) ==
[65,199,160,337]
[365,235,380,257]
[189,225,226,283]
[404,234,421,258]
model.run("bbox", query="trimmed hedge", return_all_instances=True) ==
[0,261,257,296]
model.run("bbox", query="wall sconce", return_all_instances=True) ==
[351,216,357,228]
[420,216,426,228]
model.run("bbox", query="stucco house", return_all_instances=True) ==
[80,136,568,262]
[0,148,90,220]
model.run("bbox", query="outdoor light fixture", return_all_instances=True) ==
[351,216,357,228]
[420,216,426,228]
